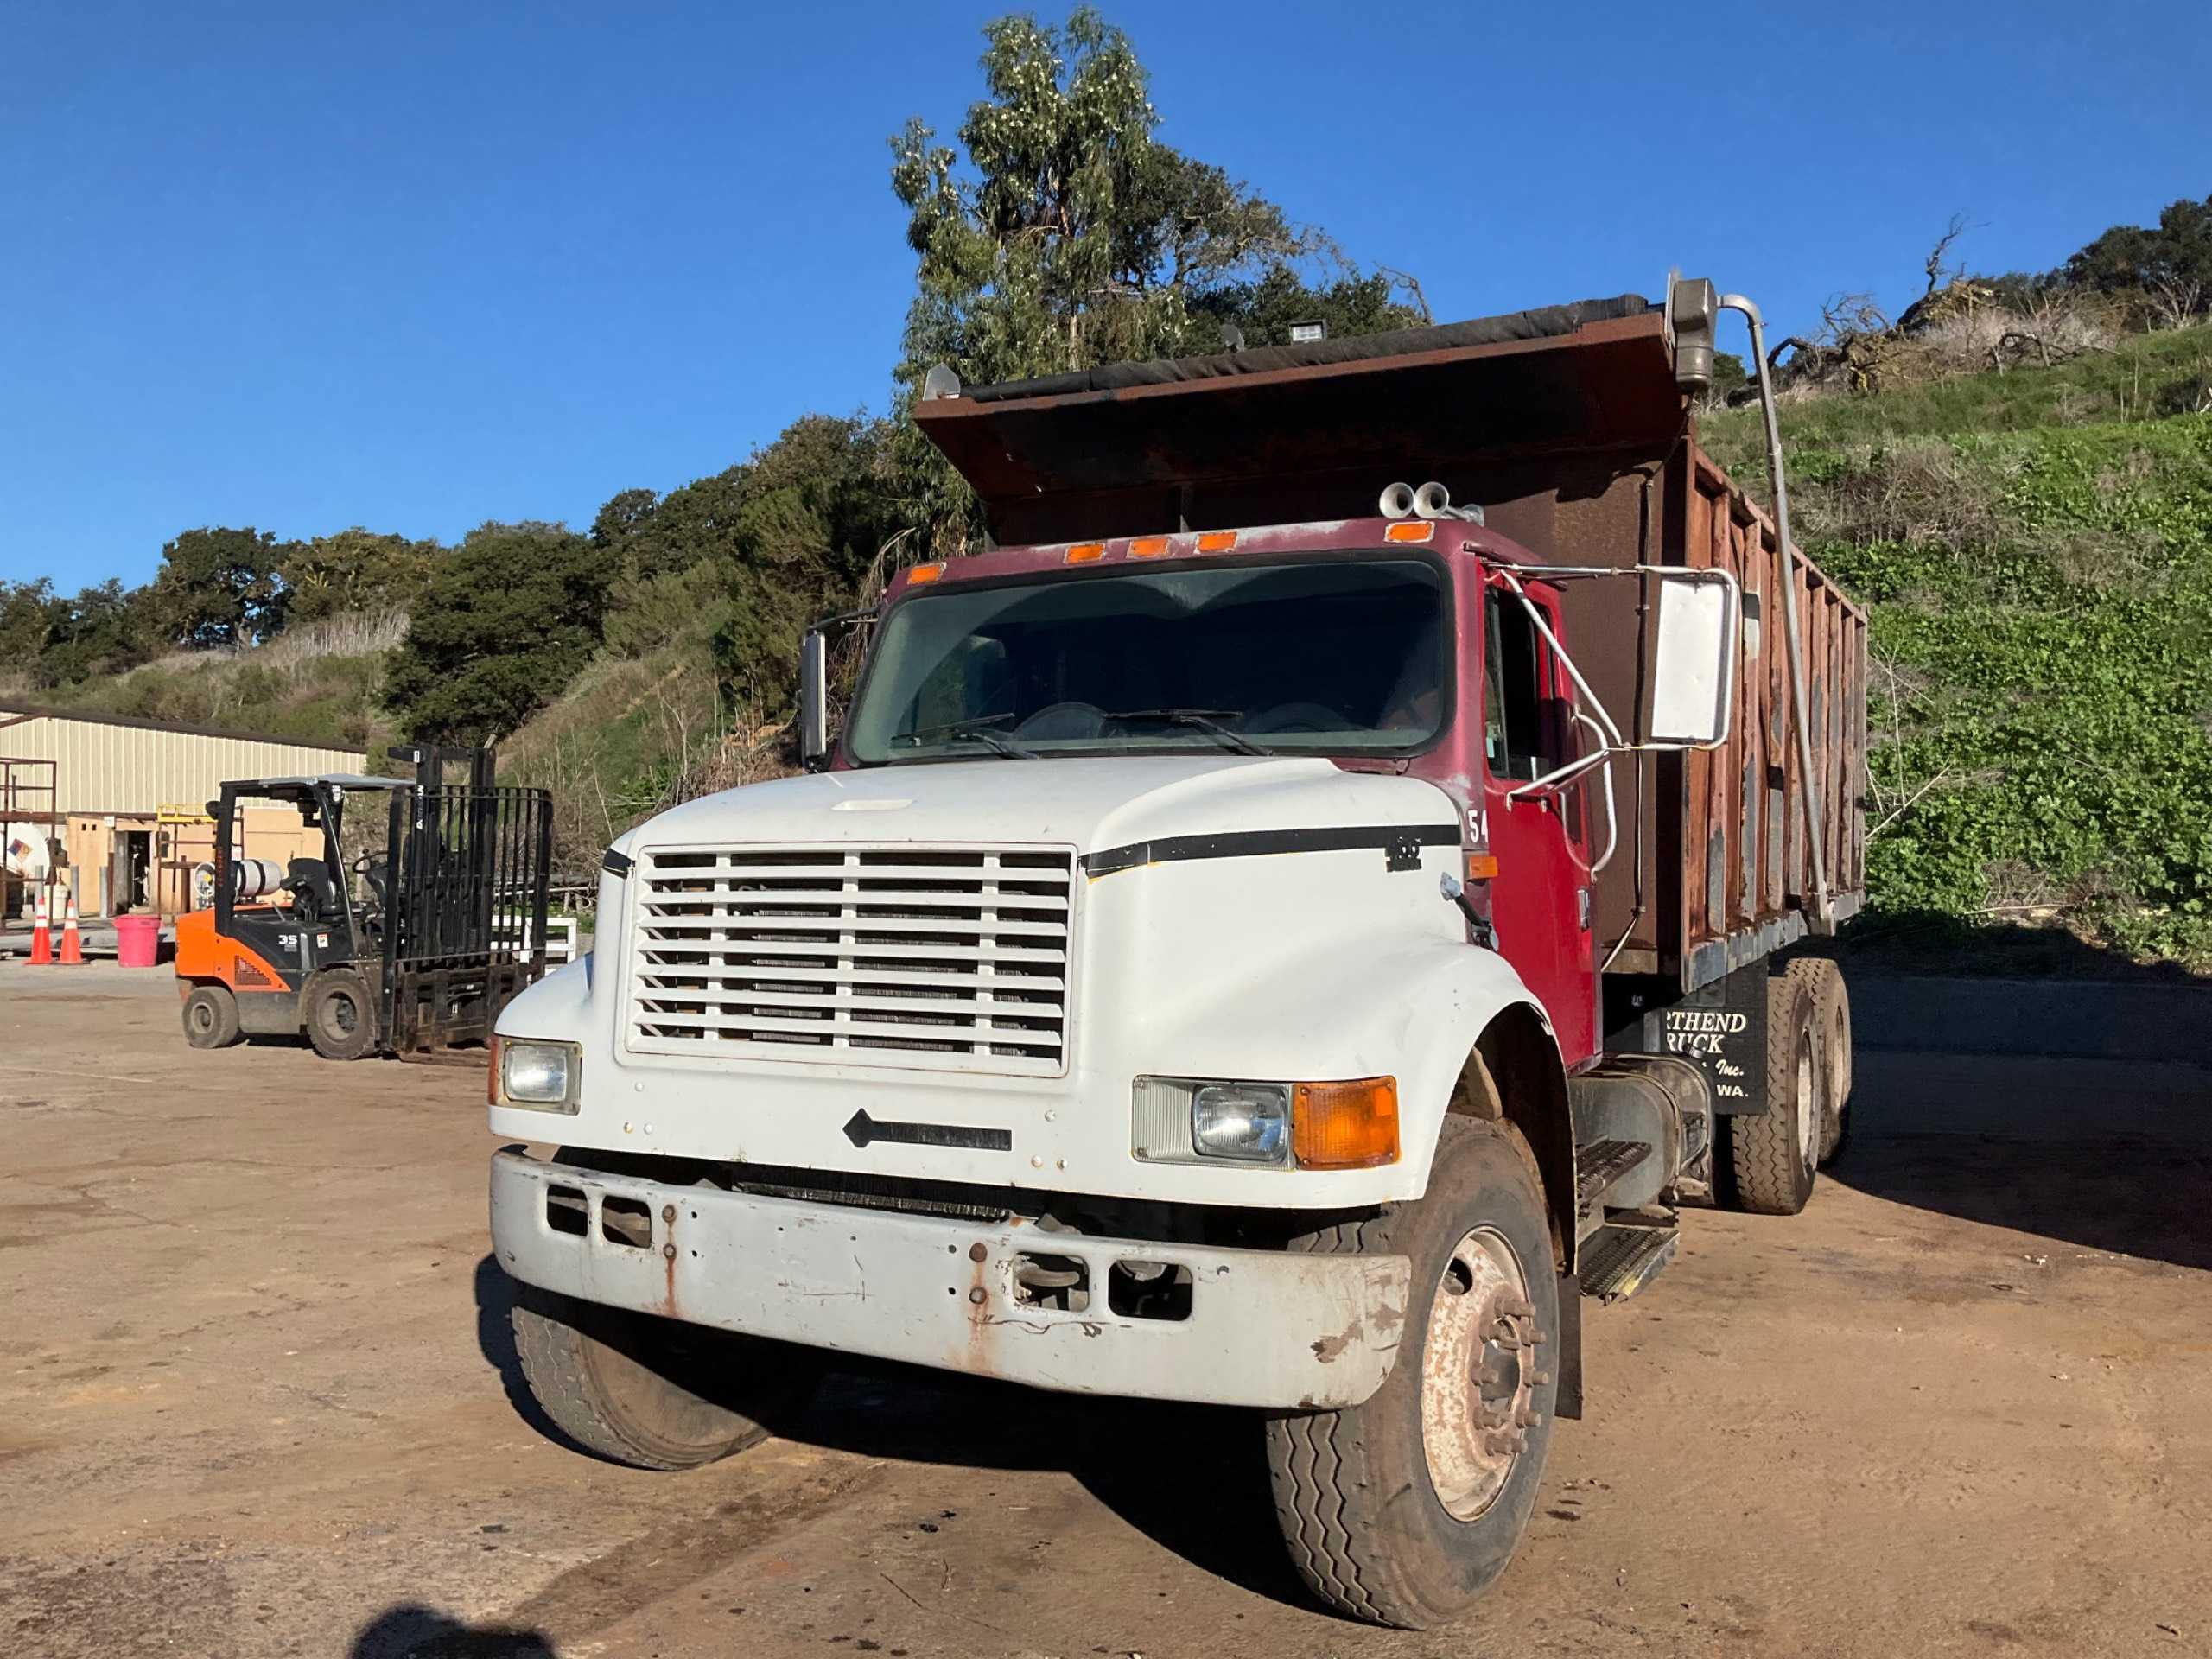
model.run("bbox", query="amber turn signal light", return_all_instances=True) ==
[1128,536,1173,559]
[1293,1077,1400,1169]
[1195,531,1238,552]
[1384,521,1435,543]
[907,562,946,585]
[1065,542,1107,563]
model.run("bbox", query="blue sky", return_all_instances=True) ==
[3,0,2205,588]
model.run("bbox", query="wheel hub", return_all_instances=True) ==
[1794,1040,1817,1169]
[1421,1225,1545,1520]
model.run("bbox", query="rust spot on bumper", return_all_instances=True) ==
[1313,1319,1364,1363]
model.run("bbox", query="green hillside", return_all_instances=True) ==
[1702,327,2212,970]
[9,612,405,756]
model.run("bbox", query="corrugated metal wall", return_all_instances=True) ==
[0,709,366,815]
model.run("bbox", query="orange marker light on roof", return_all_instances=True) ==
[1384,521,1435,543]
[1065,542,1107,563]
[1128,536,1173,559]
[1465,852,1500,880]
[1196,531,1238,552]
[906,562,946,585]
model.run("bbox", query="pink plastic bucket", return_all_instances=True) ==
[114,912,162,969]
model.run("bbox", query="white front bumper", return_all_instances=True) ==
[489,1149,1409,1410]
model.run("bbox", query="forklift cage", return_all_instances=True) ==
[378,747,555,1056]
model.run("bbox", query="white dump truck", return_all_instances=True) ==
[486,280,1866,1628]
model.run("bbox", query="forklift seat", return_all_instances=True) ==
[284,858,340,923]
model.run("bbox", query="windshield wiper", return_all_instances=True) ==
[1103,708,1274,756]
[895,713,1039,760]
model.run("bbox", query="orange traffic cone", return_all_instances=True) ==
[57,890,84,965]
[27,887,52,965]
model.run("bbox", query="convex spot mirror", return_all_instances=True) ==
[1645,569,1740,749]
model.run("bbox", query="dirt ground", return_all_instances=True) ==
[3,964,2208,1659]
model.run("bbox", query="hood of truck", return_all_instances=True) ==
[616,754,1462,859]
[496,753,1478,1210]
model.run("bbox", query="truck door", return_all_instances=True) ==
[1479,579,1599,1066]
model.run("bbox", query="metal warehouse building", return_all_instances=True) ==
[1,704,367,918]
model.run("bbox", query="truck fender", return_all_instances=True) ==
[1211,935,1574,1262]
[492,948,595,1042]
[1378,947,1577,1277]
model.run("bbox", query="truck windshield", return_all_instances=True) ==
[846,556,1449,763]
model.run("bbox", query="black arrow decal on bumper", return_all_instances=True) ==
[842,1109,1013,1153]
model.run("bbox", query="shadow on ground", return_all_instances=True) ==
[473,1255,1313,1611]
[349,1604,553,1658]
[1827,1054,2212,1272]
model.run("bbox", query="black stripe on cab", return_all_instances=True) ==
[1080,823,1460,878]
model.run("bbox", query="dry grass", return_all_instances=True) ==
[252,610,410,670]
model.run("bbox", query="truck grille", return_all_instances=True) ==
[626,844,1076,1075]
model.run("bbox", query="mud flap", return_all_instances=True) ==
[1643,957,1770,1115]
[1554,1268,1583,1420]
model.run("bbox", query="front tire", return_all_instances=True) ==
[1264,1117,1560,1629]
[509,1280,822,1471]
[1724,965,1825,1214]
[303,969,378,1061]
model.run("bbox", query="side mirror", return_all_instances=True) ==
[1646,569,1740,748]
[798,628,830,772]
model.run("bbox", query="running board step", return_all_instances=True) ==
[1575,1137,1654,1218]
[1579,1219,1680,1305]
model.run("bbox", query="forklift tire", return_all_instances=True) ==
[181,985,242,1050]
[1724,966,1824,1215]
[1263,1117,1560,1629]
[303,969,379,1061]
[508,1277,823,1471]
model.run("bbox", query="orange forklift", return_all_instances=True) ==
[175,745,553,1060]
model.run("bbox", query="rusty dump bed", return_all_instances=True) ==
[913,294,1867,990]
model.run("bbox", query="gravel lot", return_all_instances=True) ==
[3,963,2208,1658]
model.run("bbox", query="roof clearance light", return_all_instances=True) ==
[1384,521,1435,543]
[1196,531,1238,553]
[907,562,946,585]
[1128,536,1173,559]
[1065,543,1107,563]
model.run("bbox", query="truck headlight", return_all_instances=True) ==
[493,1037,580,1112]
[1191,1083,1290,1163]
[1133,1075,1397,1169]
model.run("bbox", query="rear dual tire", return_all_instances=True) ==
[1725,959,1852,1213]
[1264,1117,1560,1630]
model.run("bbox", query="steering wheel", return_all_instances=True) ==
[1244,701,1352,735]
[1014,701,1111,741]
